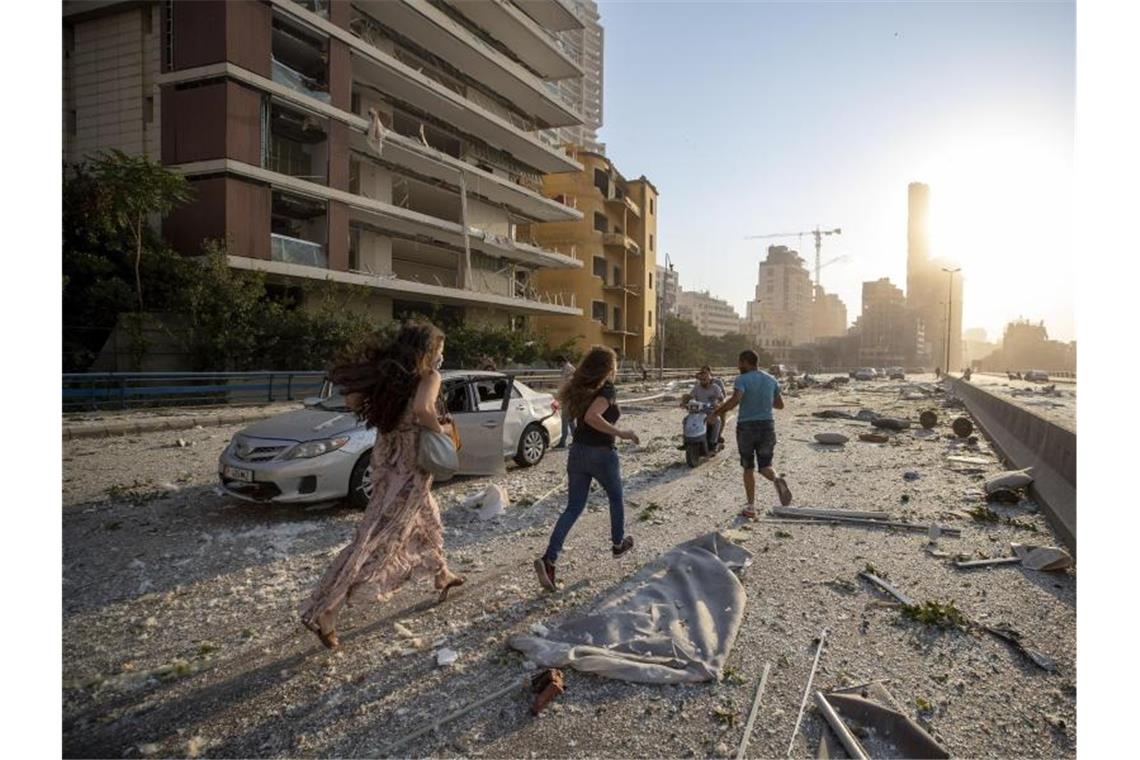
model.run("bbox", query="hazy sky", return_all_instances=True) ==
[599,0,1075,343]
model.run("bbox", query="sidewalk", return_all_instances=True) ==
[62,401,303,440]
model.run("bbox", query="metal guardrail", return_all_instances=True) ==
[62,371,328,412]
[62,365,863,412]
[62,367,739,412]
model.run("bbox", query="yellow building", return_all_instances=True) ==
[522,149,659,363]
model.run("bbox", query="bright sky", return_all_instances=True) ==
[599,0,1075,343]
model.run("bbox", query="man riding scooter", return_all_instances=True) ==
[680,366,726,453]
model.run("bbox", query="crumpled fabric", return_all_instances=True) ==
[509,532,752,683]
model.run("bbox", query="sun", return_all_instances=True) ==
[924,128,1072,274]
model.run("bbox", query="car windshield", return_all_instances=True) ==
[316,383,353,411]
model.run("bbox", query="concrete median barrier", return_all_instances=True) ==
[950,379,1075,552]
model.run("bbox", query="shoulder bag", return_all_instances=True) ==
[418,427,459,480]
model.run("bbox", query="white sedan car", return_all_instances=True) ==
[218,371,561,508]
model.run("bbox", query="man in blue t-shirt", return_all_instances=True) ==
[707,349,793,518]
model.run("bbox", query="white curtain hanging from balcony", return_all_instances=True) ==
[366,108,387,156]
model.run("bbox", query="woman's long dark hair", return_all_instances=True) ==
[559,345,616,421]
[330,320,444,433]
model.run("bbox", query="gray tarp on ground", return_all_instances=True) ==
[509,532,752,684]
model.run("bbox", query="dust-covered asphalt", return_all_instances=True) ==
[62,376,1075,758]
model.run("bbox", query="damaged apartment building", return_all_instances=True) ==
[63,0,595,330]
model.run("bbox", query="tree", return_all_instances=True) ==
[81,150,194,311]
[63,157,195,371]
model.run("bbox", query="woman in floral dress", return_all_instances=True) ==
[300,321,464,650]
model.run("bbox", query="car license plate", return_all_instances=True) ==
[223,465,254,483]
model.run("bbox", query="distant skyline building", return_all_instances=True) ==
[677,288,742,337]
[811,286,847,340]
[976,319,1075,373]
[857,277,924,367]
[544,0,604,153]
[745,245,814,361]
[905,181,963,370]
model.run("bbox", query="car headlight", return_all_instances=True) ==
[284,436,351,460]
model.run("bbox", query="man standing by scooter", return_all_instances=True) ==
[708,350,793,519]
[681,366,725,452]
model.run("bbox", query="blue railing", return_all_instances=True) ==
[62,371,327,412]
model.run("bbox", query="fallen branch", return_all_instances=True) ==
[735,661,771,760]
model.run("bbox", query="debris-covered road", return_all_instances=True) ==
[62,376,1075,758]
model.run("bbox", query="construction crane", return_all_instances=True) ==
[745,226,843,289]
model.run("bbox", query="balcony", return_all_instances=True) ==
[603,232,641,256]
[226,254,582,316]
[441,0,582,81]
[603,282,640,295]
[156,62,582,223]
[513,0,583,32]
[266,1,581,173]
[352,0,582,127]
[602,325,640,337]
[271,233,327,268]
[604,194,641,217]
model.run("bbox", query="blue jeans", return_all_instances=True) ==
[559,412,576,447]
[543,443,625,563]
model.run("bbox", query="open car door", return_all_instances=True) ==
[442,375,512,476]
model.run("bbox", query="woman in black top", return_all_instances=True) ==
[535,346,640,590]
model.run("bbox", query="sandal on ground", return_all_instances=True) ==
[534,557,557,591]
[436,574,466,603]
[302,618,340,650]
[612,536,635,558]
[740,506,758,520]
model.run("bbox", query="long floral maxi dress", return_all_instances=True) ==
[299,410,448,633]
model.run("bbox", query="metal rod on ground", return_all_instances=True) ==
[858,571,916,606]
[766,513,961,536]
[813,690,871,760]
[381,675,527,756]
[735,661,772,760]
[786,628,827,757]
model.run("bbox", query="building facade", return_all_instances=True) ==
[856,277,924,367]
[905,181,963,370]
[744,245,814,359]
[63,0,595,331]
[676,289,741,338]
[525,149,658,362]
[811,286,847,339]
[543,0,603,153]
[977,320,1076,373]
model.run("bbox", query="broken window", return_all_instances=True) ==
[592,257,606,278]
[613,306,623,330]
[264,100,328,182]
[271,12,329,103]
[592,301,606,323]
[593,212,608,233]
[613,265,622,285]
[271,190,327,268]
[593,168,609,196]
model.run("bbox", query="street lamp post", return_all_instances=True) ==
[942,267,961,375]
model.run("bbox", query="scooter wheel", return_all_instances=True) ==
[685,443,700,468]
